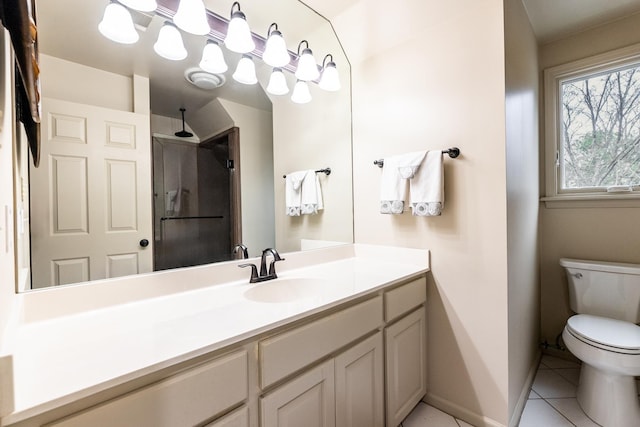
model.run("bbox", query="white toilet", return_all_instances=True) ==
[560,258,640,427]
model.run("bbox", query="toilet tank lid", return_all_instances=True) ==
[560,258,640,275]
[567,314,640,351]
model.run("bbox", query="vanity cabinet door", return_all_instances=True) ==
[385,307,427,427]
[204,406,249,427]
[260,359,335,427]
[335,332,384,427]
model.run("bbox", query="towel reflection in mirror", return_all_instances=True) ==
[285,169,324,216]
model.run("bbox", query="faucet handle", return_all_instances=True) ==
[239,263,259,283]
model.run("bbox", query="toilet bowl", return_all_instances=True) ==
[562,314,640,427]
[560,258,640,427]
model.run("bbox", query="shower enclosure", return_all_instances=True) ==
[152,128,241,270]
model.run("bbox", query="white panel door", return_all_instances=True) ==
[385,308,427,427]
[335,332,384,427]
[30,98,152,287]
[261,359,335,427]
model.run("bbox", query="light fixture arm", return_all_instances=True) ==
[231,1,241,15]
[267,22,279,36]
[297,39,310,55]
[322,54,334,68]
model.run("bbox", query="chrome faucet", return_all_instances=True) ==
[239,248,285,283]
[233,244,249,259]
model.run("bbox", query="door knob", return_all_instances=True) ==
[139,239,149,248]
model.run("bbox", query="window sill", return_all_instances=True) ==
[541,194,640,209]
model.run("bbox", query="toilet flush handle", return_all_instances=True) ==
[571,272,583,279]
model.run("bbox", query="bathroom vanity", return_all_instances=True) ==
[0,244,429,427]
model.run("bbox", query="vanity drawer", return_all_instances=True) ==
[47,350,248,427]
[384,277,426,322]
[259,296,383,389]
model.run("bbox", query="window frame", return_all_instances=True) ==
[543,43,640,207]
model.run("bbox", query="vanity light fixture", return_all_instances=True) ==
[98,1,139,44]
[294,40,319,81]
[262,23,290,68]
[154,21,188,61]
[118,0,157,12]
[173,0,210,36]
[224,2,255,54]
[318,54,340,91]
[266,68,289,95]
[291,80,312,104]
[199,40,228,73]
[233,55,258,85]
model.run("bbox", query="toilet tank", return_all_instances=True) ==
[560,258,640,323]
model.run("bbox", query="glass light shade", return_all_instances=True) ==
[291,80,311,104]
[154,22,187,61]
[199,41,228,74]
[118,0,157,12]
[266,68,289,95]
[232,55,258,85]
[98,2,139,44]
[263,30,290,67]
[224,11,255,53]
[319,62,340,91]
[173,0,210,35]
[295,48,319,81]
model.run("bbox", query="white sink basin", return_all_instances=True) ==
[243,277,331,303]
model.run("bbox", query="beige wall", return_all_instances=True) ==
[40,54,133,111]
[219,99,275,257]
[331,0,510,425]
[504,0,540,425]
[538,13,640,346]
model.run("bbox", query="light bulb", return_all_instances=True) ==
[154,22,187,61]
[319,60,340,91]
[263,25,290,67]
[291,80,312,104]
[199,40,228,74]
[98,1,139,44]
[295,42,319,81]
[173,0,210,35]
[266,68,289,95]
[118,0,157,12]
[224,3,255,53]
[233,55,258,85]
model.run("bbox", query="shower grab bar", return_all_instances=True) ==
[283,168,331,178]
[160,216,224,221]
[373,147,460,168]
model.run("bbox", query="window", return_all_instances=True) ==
[544,44,640,204]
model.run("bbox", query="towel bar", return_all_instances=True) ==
[283,168,331,178]
[373,147,460,168]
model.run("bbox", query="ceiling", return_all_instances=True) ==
[521,0,640,43]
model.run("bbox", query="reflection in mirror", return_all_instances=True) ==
[16,0,352,291]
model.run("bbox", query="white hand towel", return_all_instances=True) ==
[410,150,444,216]
[301,170,323,214]
[379,156,407,214]
[396,150,427,179]
[285,170,308,216]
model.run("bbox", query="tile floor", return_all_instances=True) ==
[400,354,640,426]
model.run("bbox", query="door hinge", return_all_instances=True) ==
[226,159,234,169]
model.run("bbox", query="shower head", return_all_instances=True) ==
[175,108,194,138]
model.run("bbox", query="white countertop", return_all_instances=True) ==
[0,244,429,425]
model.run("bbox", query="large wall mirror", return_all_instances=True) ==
[14,0,353,291]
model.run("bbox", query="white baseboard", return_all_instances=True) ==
[509,351,541,427]
[424,393,506,427]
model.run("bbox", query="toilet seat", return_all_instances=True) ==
[566,314,640,355]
